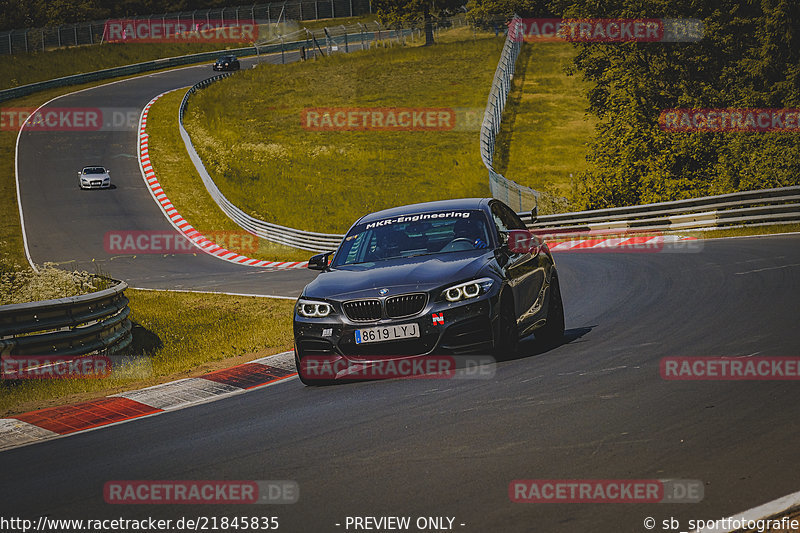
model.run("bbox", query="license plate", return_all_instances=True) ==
[355,323,419,344]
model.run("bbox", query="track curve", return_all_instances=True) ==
[1,234,799,532]
[16,53,315,296]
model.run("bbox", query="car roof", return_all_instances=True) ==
[356,198,492,225]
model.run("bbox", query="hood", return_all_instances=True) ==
[302,250,495,301]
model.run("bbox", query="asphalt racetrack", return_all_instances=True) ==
[16,52,317,297]
[1,234,799,532]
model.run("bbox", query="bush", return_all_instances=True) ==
[0,263,110,305]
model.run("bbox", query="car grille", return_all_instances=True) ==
[385,293,426,318]
[342,299,382,321]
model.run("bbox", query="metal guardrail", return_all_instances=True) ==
[0,280,132,357]
[480,15,540,214]
[0,20,415,103]
[518,185,800,234]
[0,0,372,55]
[0,45,264,104]
[176,27,415,252]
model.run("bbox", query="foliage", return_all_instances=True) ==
[465,0,551,28]
[552,0,800,208]
[372,0,464,44]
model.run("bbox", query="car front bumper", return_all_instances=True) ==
[80,180,110,189]
[293,294,500,363]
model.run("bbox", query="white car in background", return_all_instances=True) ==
[78,166,111,189]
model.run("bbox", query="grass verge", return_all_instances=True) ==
[183,28,502,234]
[494,41,595,212]
[0,289,295,416]
[687,223,800,240]
[146,90,315,262]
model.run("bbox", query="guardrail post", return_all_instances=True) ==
[324,27,332,54]
[344,30,348,52]
[280,35,285,64]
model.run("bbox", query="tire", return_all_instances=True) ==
[492,292,519,360]
[535,272,565,346]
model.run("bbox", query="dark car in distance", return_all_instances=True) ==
[213,55,240,71]
[293,198,565,385]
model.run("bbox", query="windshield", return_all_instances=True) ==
[332,210,491,267]
[82,167,105,174]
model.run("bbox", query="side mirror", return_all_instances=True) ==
[530,205,538,223]
[497,231,509,249]
[308,251,334,271]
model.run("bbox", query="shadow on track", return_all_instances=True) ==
[496,325,595,363]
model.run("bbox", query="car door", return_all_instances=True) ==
[490,201,546,332]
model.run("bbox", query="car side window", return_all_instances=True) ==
[491,202,525,233]
[500,203,527,230]
[490,203,509,234]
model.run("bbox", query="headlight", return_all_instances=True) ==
[441,278,494,302]
[296,299,334,318]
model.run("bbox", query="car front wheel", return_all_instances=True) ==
[535,272,565,346]
[492,293,519,360]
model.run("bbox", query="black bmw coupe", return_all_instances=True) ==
[293,198,564,384]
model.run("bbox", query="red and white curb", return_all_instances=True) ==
[547,234,699,252]
[0,351,297,452]
[138,92,307,269]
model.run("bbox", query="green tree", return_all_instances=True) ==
[373,0,465,45]
[465,0,551,29]
[555,0,800,208]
